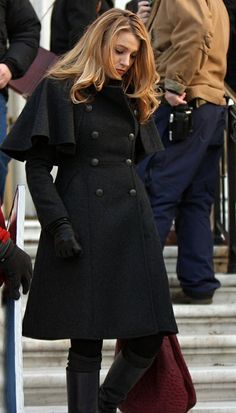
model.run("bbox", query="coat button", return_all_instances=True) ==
[85,104,93,112]
[96,189,103,197]
[134,109,138,117]
[128,133,135,141]
[129,189,137,197]
[125,158,133,166]
[91,158,99,166]
[91,131,99,139]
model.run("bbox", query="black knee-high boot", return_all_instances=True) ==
[66,349,101,413]
[98,350,155,413]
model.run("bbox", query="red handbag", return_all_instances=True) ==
[115,335,196,413]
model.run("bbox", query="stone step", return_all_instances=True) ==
[178,334,236,366]
[169,273,236,303]
[163,245,228,273]
[23,335,236,368]
[23,402,236,413]
[191,365,236,401]
[174,304,236,335]
[190,402,236,412]
[23,365,236,406]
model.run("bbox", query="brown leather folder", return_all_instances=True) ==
[9,47,58,99]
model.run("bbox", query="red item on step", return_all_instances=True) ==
[0,208,6,286]
[115,335,196,413]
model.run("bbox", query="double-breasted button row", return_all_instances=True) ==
[91,158,134,167]
[90,131,134,141]
[95,188,136,197]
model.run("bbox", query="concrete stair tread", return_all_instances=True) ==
[173,303,236,316]
[23,365,236,405]
[22,334,236,369]
[169,273,236,286]
[162,245,228,257]
[190,402,236,412]
[23,403,236,413]
[23,335,236,353]
[23,365,236,388]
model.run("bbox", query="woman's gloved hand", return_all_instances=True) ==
[46,218,82,258]
[0,240,33,300]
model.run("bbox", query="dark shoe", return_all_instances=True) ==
[67,368,99,413]
[171,290,213,304]
[98,351,153,413]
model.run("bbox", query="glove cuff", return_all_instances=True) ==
[0,238,14,262]
[46,217,71,235]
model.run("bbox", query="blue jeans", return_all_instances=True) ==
[0,93,10,203]
[137,103,226,298]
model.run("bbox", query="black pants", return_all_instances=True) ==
[70,334,164,368]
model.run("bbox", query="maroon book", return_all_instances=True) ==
[9,47,58,98]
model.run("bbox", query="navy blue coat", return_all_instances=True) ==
[1,78,177,340]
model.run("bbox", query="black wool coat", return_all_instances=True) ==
[50,0,114,55]
[1,78,177,340]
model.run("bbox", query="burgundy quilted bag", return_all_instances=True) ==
[115,335,196,413]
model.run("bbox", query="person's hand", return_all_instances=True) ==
[47,218,82,258]
[165,91,187,106]
[137,1,152,24]
[0,241,32,300]
[0,64,12,89]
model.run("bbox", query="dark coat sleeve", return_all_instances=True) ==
[25,143,70,229]
[0,77,79,162]
[125,0,138,13]
[66,0,99,47]
[2,0,40,79]
[140,116,164,153]
[50,0,100,54]
[135,116,164,163]
[99,0,114,14]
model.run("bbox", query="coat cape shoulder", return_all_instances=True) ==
[0,77,80,161]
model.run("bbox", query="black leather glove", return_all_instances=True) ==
[47,218,82,258]
[0,240,32,300]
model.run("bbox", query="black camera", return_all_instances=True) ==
[169,104,193,143]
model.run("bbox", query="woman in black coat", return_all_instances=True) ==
[1,9,177,413]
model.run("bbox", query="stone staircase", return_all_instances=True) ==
[20,220,236,412]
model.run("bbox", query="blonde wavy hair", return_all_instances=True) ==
[48,8,160,123]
